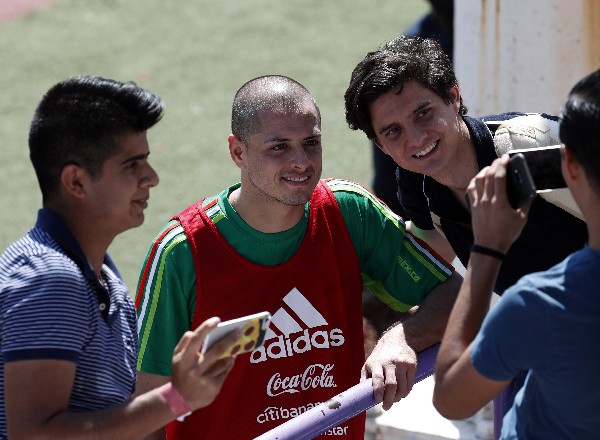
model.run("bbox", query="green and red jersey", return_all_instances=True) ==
[135,179,453,438]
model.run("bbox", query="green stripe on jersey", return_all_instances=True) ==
[327,178,405,231]
[137,224,187,369]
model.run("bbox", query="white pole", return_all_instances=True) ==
[455,0,600,116]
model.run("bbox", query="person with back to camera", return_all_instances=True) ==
[433,68,600,439]
[0,75,237,440]
[343,36,589,430]
[134,74,463,439]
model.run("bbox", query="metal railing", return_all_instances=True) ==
[254,344,440,440]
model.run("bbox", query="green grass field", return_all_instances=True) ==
[0,0,427,290]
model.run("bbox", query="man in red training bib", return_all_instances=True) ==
[135,75,462,439]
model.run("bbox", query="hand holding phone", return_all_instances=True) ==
[202,311,271,359]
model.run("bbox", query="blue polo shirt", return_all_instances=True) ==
[471,247,600,438]
[0,209,138,438]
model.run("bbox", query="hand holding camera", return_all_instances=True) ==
[465,156,532,254]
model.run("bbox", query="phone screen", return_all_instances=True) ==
[509,146,566,190]
[202,312,271,359]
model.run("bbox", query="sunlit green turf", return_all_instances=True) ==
[0,0,427,290]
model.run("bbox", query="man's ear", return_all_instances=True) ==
[450,84,461,112]
[60,164,88,199]
[228,134,245,169]
[561,145,580,182]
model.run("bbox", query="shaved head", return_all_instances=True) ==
[231,75,321,143]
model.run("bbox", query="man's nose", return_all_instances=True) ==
[405,123,427,149]
[289,146,310,169]
[141,163,159,188]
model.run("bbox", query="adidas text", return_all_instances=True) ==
[250,328,344,363]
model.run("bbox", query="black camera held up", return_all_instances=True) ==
[506,145,565,209]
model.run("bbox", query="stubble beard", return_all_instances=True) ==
[247,169,318,207]
[279,191,312,206]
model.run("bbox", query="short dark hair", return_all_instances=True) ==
[231,75,320,143]
[29,75,164,202]
[559,68,600,194]
[344,35,467,141]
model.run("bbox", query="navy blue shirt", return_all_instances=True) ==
[398,114,589,293]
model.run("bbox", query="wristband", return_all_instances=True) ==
[470,244,505,261]
[158,382,192,422]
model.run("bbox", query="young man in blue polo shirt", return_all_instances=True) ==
[0,76,237,439]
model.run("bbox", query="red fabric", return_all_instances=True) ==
[168,181,365,439]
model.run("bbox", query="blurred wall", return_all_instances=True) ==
[454,0,600,116]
